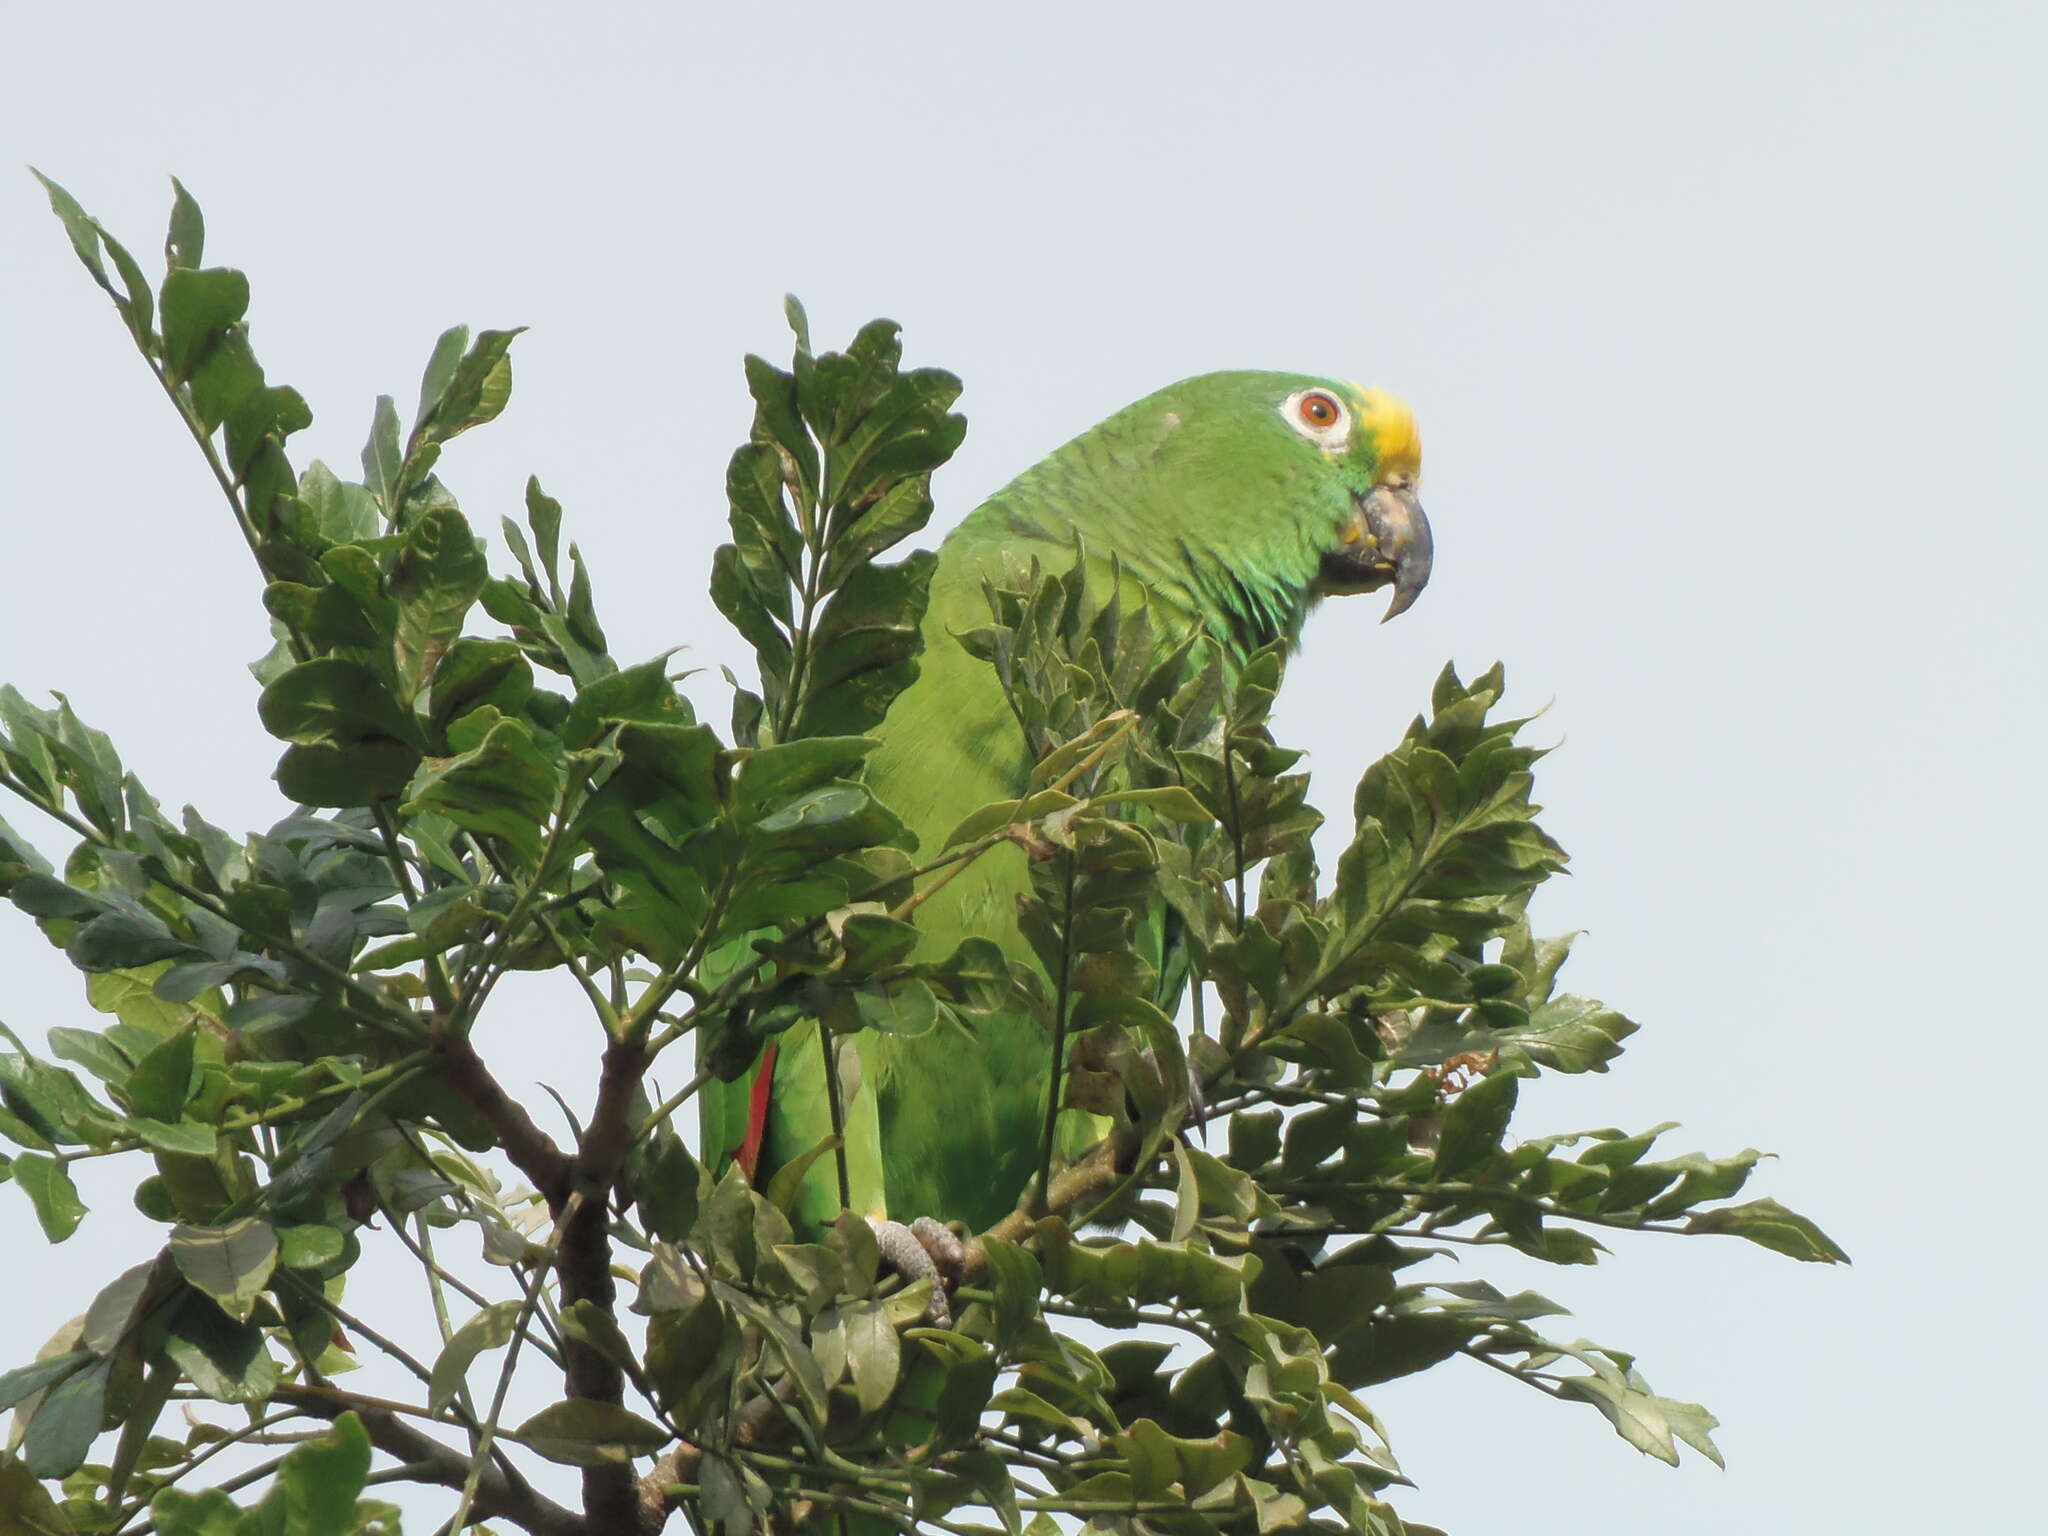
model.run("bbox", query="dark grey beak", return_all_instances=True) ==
[1313,478,1434,621]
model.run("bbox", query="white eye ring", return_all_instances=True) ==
[1280,387,1352,451]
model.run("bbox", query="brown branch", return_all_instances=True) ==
[636,1443,704,1535]
[432,1026,572,1208]
[965,1130,1137,1280]
[557,1030,652,1527]
[275,1384,580,1536]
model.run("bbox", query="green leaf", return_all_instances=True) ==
[560,1299,641,1381]
[145,1488,240,1536]
[259,658,420,749]
[21,1357,109,1477]
[1433,1067,1520,1177]
[1092,784,1212,824]
[275,1224,346,1269]
[1685,1197,1850,1263]
[403,709,559,868]
[820,475,932,588]
[943,788,1078,849]
[631,1133,706,1243]
[735,736,874,813]
[0,1351,94,1414]
[1111,1418,1254,1499]
[411,325,470,434]
[158,267,248,382]
[361,396,403,516]
[842,1298,900,1415]
[561,652,688,748]
[427,637,533,737]
[0,1451,76,1535]
[165,177,204,270]
[246,1412,370,1536]
[849,978,938,1036]
[12,1154,85,1241]
[989,1386,1088,1436]
[428,1299,524,1416]
[1554,1370,1714,1467]
[412,327,522,448]
[44,1027,132,1085]
[390,505,488,698]
[130,1118,217,1156]
[275,739,421,807]
[163,1294,278,1403]
[122,1027,197,1122]
[169,1218,278,1323]
[762,1133,841,1219]
[1504,994,1637,1073]
[643,1284,734,1425]
[66,909,198,972]
[33,172,107,286]
[514,1398,670,1467]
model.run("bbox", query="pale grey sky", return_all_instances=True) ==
[2,3,2041,1531]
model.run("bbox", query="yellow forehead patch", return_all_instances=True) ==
[1348,385,1422,479]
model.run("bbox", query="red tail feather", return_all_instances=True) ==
[734,1042,778,1183]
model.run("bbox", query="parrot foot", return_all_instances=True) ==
[867,1215,964,1327]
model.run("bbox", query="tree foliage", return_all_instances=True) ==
[0,179,1844,1535]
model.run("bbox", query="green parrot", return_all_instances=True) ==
[701,372,1431,1238]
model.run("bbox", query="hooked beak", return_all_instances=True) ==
[1314,475,1434,621]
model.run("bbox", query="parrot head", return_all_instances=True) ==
[1069,370,1433,632]
[959,370,1434,655]
[1279,380,1433,622]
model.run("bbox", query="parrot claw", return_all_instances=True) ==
[867,1215,965,1326]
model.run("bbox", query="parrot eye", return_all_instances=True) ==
[1281,387,1351,448]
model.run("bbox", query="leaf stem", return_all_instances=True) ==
[1033,849,1079,1216]
[817,1023,853,1211]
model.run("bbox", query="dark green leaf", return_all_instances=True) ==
[12,1154,85,1241]
[21,1357,108,1477]
[1434,1068,1519,1177]
[0,1351,94,1414]
[259,658,420,749]
[403,709,559,868]
[275,739,421,807]
[163,1295,278,1403]
[413,327,522,449]
[562,653,687,748]
[67,910,198,972]
[158,267,248,382]
[169,1218,277,1322]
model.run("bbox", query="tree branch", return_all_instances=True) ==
[965,1129,1137,1281]
[557,1031,652,1527]
[431,1025,572,1207]
[275,1386,581,1536]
